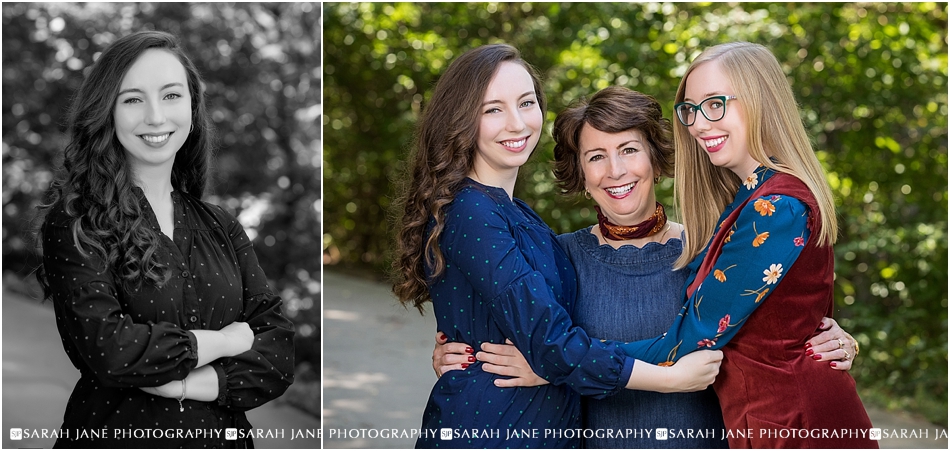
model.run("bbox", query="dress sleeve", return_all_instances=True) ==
[618,194,811,363]
[210,209,295,411]
[42,219,198,388]
[441,194,634,398]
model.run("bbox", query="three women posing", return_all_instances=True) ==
[394,41,873,448]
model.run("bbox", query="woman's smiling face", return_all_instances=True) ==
[473,61,543,178]
[683,60,758,178]
[114,48,192,174]
[580,125,658,225]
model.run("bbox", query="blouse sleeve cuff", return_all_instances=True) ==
[184,330,199,361]
[618,355,635,390]
[212,363,229,406]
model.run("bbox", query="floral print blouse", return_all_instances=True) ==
[41,188,294,448]
[618,166,810,363]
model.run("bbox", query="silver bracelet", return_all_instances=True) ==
[177,379,186,412]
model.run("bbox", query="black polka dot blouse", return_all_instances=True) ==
[40,188,295,448]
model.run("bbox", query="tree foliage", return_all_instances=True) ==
[324,2,948,423]
[2,2,323,402]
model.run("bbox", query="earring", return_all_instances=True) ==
[654,176,660,184]
[190,124,195,133]
[584,189,592,200]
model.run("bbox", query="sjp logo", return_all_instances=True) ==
[440,428,453,440]
[225,428,238,440]
[655,428,669,440]
[869,428,882,440]
[10,429,23,441]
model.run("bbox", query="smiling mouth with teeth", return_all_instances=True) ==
[605,182,636,196]
[500,138,527,148]
[141,133,171,144]
[704,136,726,148]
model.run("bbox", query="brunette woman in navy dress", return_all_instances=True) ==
[392,44,724,449]
[35,31,294,448]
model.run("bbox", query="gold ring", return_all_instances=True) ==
[836,338,844,349]
[844,350,852,360]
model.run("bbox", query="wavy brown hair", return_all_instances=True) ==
[392,44,546,313]
[34,30,214,296]
[552,85,674,194]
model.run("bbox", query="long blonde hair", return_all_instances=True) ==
[673,42,838,269]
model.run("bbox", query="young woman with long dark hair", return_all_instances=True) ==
[34,30,294,448]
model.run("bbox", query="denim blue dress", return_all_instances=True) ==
[416,179,635,448]
[558,229,727,448]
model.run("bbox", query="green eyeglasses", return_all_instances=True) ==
[674,95,738,127]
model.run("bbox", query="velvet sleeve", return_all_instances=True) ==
[210,208,295,411]
[41,218,198,388]
[441,193,634,398]
[618,194,811,363]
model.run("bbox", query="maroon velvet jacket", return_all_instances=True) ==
[689,173,877,449]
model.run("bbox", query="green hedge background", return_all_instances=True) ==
[323,2,947,424]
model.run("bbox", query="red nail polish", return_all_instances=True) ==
[804,342,812,350]
[461,363,469,369]
[812,354,822,360]
[805,349,814,356]
[467,355,476,363]
[830,362,837,368]
[439,334,447,341]
[465,347,474,354]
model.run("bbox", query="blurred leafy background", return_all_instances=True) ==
[323,2,948,424]
[2,2,322,417]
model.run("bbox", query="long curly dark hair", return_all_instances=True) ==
[391,44,546,313]
[34,30,214,295]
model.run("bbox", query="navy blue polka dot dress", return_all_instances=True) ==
[416,179,635,448]
[41,188,295,448]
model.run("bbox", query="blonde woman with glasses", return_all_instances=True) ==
[609,41,877,448]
